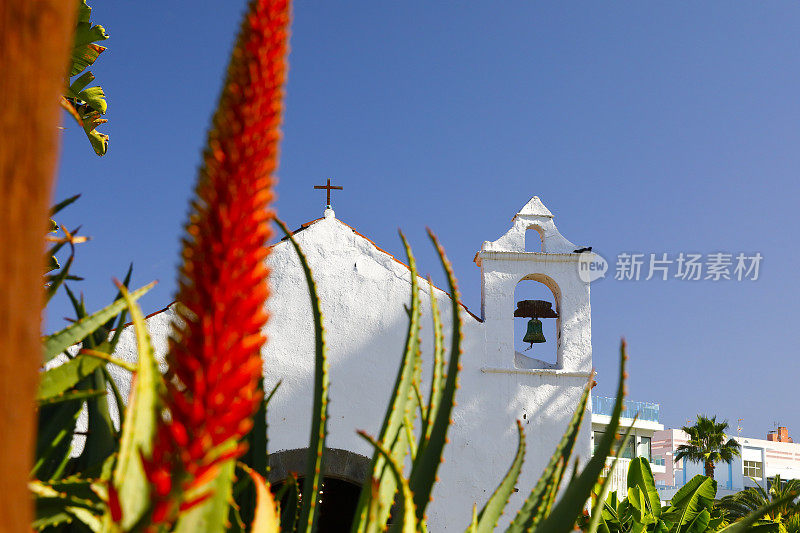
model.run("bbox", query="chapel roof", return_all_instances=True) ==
[139,215,481,324]
[279,216,481,322]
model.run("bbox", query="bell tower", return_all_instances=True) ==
[475,197,592,373]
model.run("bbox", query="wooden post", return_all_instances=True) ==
[0,1,76,530]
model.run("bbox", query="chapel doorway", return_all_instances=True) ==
[268,448,373,532]
[270,476,361,532]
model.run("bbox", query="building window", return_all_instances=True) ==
[593,431,605,455]
[594,430,635,459]
[744,460,763,478]
[617,434,635,459]
[638,436,651,461]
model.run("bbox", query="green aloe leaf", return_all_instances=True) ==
[33,509,74,531]
[421,276,445,450]
[411,380,427,441]
[352,231,422,532]
[175,447,237,533]
[108,283,163,530]
[507,372,594,532]
[103,264,135,352]
[30,479,104,531]
[37,354,106,402]
[77,374,115,475]
[32,397,82,480]
[241,464,280,532]
[526,340,629,533]
[275,219,329,533]
[468,504,478,533]
[407,229,463,522]
[42,282,154,362]
[474,420,526,532]
[237,380,281,528]
[359,431,419,533]
[404,414,418,460]
[50,194,81,216]
[586,424,635,533]
[278,474,299,531]
[63,291,129,475]
[37,389,106,407]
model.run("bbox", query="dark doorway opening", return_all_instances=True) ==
[272,476,362,532]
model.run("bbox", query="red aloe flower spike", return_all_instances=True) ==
[144,0,290,525]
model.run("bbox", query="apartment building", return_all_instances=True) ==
[591,395,666,495]
[652,426,800,500]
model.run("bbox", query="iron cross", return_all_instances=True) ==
[314,178,343,207]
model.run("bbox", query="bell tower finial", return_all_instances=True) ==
[515,196,553,219]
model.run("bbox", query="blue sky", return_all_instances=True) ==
[53,2,800,441]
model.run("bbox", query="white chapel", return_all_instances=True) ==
[110,196,595,530]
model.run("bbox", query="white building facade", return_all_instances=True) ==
[653,426,800,500]
[110,197,597,530]
[590,396,666,496]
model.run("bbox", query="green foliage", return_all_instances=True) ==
[32,270,146,531]
[588,459,798,533]
[108,284,164,530]
[42,282,153,363]
[236,381,281,529]
[521,344,625,533]
[627,456,661,519]
[352,231,424,532]
[37,354,106,402]
[63,0,110,155]
[716,475,800,530]
[275,219,330,533]
[718,491,800,533]
[174,453,238,533]
[674,416,741,480]
[474,421,526,532]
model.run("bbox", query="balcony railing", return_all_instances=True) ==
[592,395,660,423]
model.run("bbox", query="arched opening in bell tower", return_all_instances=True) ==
[525,225,545,252]
[513,274,561,368]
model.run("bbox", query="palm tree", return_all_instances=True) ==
[716,475,800,530]
[674,415,741,479]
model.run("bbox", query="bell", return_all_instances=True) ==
[522,318,546,348]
